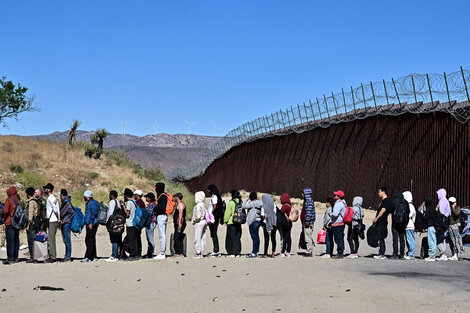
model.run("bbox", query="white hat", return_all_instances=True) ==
[449,196,456,203]
[134,190,143,196]
[84,190,93,198]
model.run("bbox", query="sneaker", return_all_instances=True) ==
[321,254,331,259]
[80,258,90,263]
[45,258,56,264]
[235,255,241,258]
[192,254,203,259]
[390,255,399,260]
[448,255,459,261]
[92,258,99,262]
[0,246,6,251]
[226,255,235,258]
[62,258,72,263]
[153,253,166,260]
[373,255,386,260]
[19,244,28,250]
[279,253,286,258]
[25,259,34,264]
[105,257,118,262]
[123,257,138,262]
[303,253,313,257]
[424,257,436,262]
[346,254,358,259]
[437,255,448,262]
[332,254,344,259]
[246,253,257,258]
[2,260,13,265]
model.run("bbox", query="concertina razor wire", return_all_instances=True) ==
[168,66,470,181]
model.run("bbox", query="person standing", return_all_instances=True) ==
[133,190,145,257]
[123,188,139,261]
[153,183,168,260]
[173,193,187,256]
[347,196,364,259]
[329,190,347,259]
[279,193,293,257]
[207,184,224,258]
[192,191,207,258]
[43,183,60,263]
[2,186,21,264]
[261,194,278,258]
[300,188,316,257]
[224,190,243,257]
[403,191,416,260]
[243,191,262,258]
[424,196,437,261]
[322,198,335,258]
[25,187,39,263]
[34,188,47,231]
[105,190,123,262]
[59,189,74,262]
[144,192,157,258]
[81,190,99,262]
[391,188,409,259]
[448,197,465,261]
[373,187,393,260]
[435,188,451,261]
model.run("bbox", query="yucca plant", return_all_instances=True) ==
[68,119,82,146]
[91,128,109,159]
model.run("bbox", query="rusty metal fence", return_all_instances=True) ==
[169,66,470,180]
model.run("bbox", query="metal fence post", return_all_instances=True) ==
[297,104,303,123]
[370,81,377,112]
[361,83,367,110]
[331,92,338,116]
[426,74,435,111]
[303,102,309,122]
[341,88,347,114]
[444,72,453,109]
[383,79,390,106]
[323,95,331,119]
[309,100,316,121]
[391,78,402,108]
[316,98,323,120]
[290,106,296,125]
[411,75,418,105]
[350,86,357,111]
[461,66,470,103]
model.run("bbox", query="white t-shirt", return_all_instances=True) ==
[125,200,137,227]
[108,199,121,220]
[46,194,60,223]
[209,195,218,213]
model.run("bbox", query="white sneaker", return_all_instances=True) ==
[226,255,235,258]
[279,253,286,258]
[436,255,448,262]
[373,255,386,260]
[0,246,6,251]
[105,257,118,262]
[321,254,331,259]
[208,252,220,258]
[192,254,203,259]
[19,244,28,250]
[346,254,358,259]
[448,255,458,261]
[424,257,435,262]
[153,253,166,260]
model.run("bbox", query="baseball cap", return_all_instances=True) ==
[134,190,143,196]
[333,190,345,198]
[449,196,456,203]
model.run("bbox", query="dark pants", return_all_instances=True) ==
[281,222,292,253]
[225,224,242,255]
[127,226,139,258]
[109,232,123,258]
[262,224,278,255]
[6,225,20,261]
[136,228,142,257]
[326,227,334,254]
[208,219,220,253]
[174,221,186,255]
[376,222,387,256]
[332,224,345,255]
[84,224,98,260]
[249,220,261,254]
[347,225,360,254]
[27,227,36,260]
[392,223,406,257]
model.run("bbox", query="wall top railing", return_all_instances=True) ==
[168,66,470,181]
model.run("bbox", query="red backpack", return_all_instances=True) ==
[343,205,354,225]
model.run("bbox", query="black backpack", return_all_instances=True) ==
[434,208,450,230]
[10,198,28,230]
[392,198,409,224]
[367,224,379,248]
[231,200,246,224]
[414,210,426,232]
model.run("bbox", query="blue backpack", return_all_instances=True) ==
[132,200,149,230]
[71,207,85,234]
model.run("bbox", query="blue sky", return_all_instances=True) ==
[1,0,469,137]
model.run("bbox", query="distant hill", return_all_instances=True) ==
[26,131,221,174]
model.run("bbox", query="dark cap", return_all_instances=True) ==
[60,189,68,196]
[144,192,156,201]
[124,188,134,198]
[43,183,54,191]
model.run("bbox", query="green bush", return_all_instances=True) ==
[88,171,99,180]
[10,164,24,174]
[17,170,47,189]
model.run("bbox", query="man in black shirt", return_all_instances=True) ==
[373,187,393,259]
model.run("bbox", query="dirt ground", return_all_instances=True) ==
[1,201,469,313]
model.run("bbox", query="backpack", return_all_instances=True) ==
[367,224,379,248]
[276,205,288,228]
[132,200,149,230]
[157,193,176,215]
[342,205,354,225]
[392,198,409,224]
[219,200,227,225]
[434,209,450,230]
[231,200,246,224]
[0,202,4,225]
[36,197,47,224]
[107,214,126,234]
[288,205,299,222]
[71,207,85,233]
[10,198,28,230]
[97,202,109,225]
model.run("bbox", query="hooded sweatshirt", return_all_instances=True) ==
[154,183,168,216]
[436,188,451,217]
[208,184,223,218]
[351,196,364,227]
[280,193,292,221]
[403,191,416,230]
[262,194,277,232]
[424,197,435,228]
[331,198,346,225]
[191,191,206,224]
[301,188,315,224]
[3,186,19,226]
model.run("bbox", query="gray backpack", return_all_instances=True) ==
[10,198,28,230]
[97,202,109,225]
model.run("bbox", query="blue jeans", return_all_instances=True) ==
[146,222,156,257]
[332,225,345,255]
[61,222,72,259]
[427,226,437,258]
[326,228,334,254]
[109,232,122,258]
[406,229,415,257]
[5,225,19,261]
[156,215,167,254]
[249,220,261,254]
